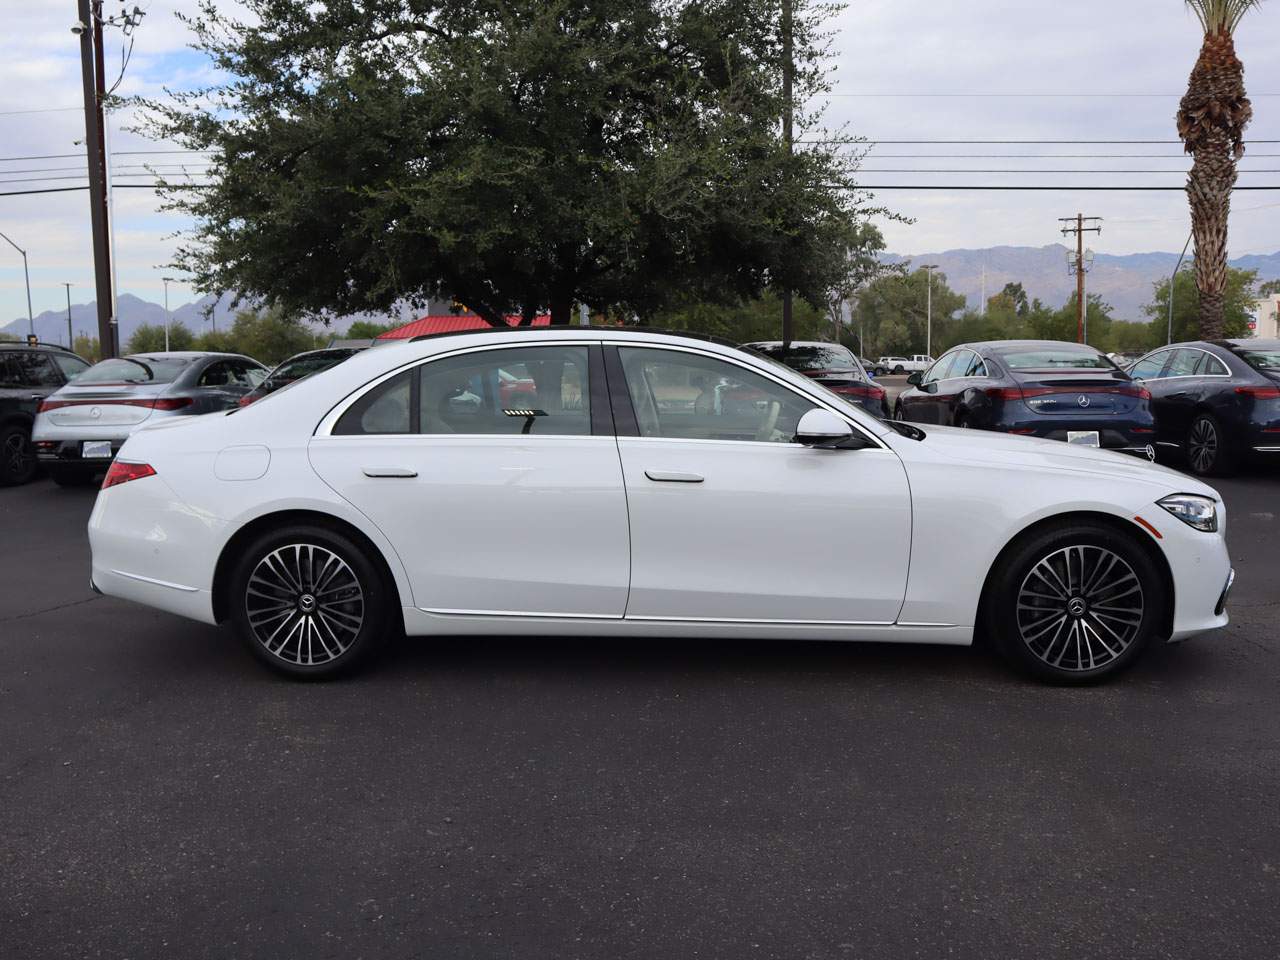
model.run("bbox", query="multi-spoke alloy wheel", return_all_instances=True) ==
[246,544,365,665]
[0,425,36,486]
[988,521,1163,683]
[1186,413,1233,477]
[230,526,389,679]
[1016,545,1144,673]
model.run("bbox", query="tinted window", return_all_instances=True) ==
[1129,352,1169,380]
[1238,348,1280,372]
[1197,354,1230,376]
[419,346,590,436]
[76,356,189,384]
[997,347,1115,370]
[6,352,60,387]
[1165,349,1203,378]
[754,344,858,374]
[923,353,959,384]
[230,359,267,387]
[334,370,413,435]
[271,352,352,384]
[50,353,90,381]
[618,347,816,444]
[198,361,235,387]
[958,352,988,378]
[0,355,19,388]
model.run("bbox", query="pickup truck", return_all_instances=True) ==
[877,355,934,375]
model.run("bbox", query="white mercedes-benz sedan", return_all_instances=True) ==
[88,328,1233,683]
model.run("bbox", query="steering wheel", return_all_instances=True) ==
[755,400,781,442]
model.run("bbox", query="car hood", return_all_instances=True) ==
[906,424,1218,498]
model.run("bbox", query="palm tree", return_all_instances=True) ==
[1177,1,1264,339]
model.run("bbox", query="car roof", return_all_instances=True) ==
[409,324,743,350]
[967,340,1104,351]
[0,342,79,355]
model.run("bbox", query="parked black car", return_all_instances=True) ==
[895,340,1157,458]
[238,346,366,407]
[744,341,890,417]
[1126,339,1280,476]
[0,343,90,485]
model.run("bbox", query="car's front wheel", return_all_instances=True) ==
[984,521,1166,684]
[229,524,391,679]
[0,423,38,486]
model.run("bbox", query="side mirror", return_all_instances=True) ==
[795,408,862,449]
[907,372,923,387]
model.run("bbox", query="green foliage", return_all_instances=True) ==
[72,334,100,363]
[190,308,325,365]
[138,0,895,326]
[1143,266,1256,343]
[126,321,196,354]
[1259,278,1280,297]
[653,291,833,343]
[344,320,401,340]
[849,268,967,357]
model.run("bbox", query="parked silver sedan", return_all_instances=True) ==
[33,351,267,486]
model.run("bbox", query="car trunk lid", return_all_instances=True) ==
[1008,370,1146,416]
[39,382,181,427]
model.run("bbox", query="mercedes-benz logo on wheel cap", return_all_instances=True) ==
[1077,395,1091,408]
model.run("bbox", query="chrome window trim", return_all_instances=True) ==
[1158,347,1234,380]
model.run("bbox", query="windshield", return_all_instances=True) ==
[754,344,861,375]
[996,348,1117,371]
[75,356,191,384]
[1238,348,1280,371]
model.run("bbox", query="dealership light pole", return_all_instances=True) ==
[921,264,939,357]
[162,276,176,351]
[63,282,74,348]
[0,230,35,339]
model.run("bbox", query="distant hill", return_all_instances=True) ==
[5,246,1279,341]
[884,244,1280,321]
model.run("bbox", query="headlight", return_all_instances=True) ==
[1157,494,1218,532]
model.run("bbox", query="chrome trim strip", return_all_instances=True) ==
[626,615,897,626]
[422,607,625,620]
[1252,445,1280,453]
[110,569,199,593]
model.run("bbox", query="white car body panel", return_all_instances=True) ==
[88,330,1231,653]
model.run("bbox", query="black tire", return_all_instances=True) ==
[893,365,905,375]
[955,411,971,429]
[1185,412,1236,477]
[228,523,391,680]
[983,520,1166,684]
[47,465,99,488]
[0,423,38,486]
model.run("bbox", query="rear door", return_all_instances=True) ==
[309,342,631,618]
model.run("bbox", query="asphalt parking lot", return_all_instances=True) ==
[3,458,1280,958]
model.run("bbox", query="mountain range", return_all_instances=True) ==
[6,244,1280,343]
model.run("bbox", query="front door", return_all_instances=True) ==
[1128,349,1176,445]
[609,345,912,625]
[308,343,630,618]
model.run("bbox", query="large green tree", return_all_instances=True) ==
[849,267,966,357]
[126,321,196,354]
[141,0,886,327]
[1144,265,1257,343]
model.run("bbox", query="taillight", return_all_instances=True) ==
[101,461,156,489]
[237,394,258,407]
[832,384,884,400]
[985,387,1024,401]
[1236,385,1280,399]
[38,396,193,412]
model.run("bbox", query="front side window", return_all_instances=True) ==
[923,353,958,385]
[618,347,817,444]
[8,352,61,387]
[1127,352,1169,381]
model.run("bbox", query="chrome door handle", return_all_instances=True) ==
[644,470,704,484]
[363,467,418,478]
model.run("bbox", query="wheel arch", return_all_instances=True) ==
[0,411,34,431]
[976,510,1175,642]
[211,509,406,630]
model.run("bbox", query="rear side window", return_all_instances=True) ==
[335,370,414,435]
[51,353,90,381]
[7,352,61,387]
[1164,350,1203,378]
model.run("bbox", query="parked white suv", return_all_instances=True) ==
[878,355,934,375]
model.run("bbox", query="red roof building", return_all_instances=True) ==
[376,313,552,340]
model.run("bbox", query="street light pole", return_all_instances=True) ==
[1169,232,1193,346]
[0,230,34,339]
[162,277,176,351]
[63,283,74,348]
[921,264,939,357]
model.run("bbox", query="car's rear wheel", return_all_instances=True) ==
[985,521,1165,684]
[1186,412,1235,477]
[229,524,390,679]
[893,364,905,375]
[0,423,37,486]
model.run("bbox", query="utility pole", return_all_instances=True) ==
[1060,214,1102,344]
[0,230,34,339]
[921,264,939,357]
[780,0,794,348]
[77,0,116,359]
[1168,232,1193,345]
[63,283,74,348]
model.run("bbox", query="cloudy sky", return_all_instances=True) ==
[1,0,1279,324]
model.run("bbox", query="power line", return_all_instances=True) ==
[842,185,1280,191]
[823,92,1280,98]
[806,138,1280,145]
[855,168,1280,174]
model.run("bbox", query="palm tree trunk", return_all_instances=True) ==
[1187,131,1235,340]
